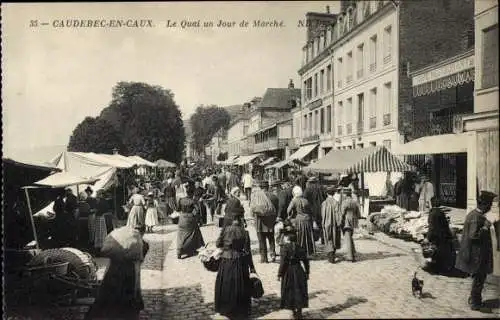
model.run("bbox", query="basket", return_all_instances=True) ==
[202,257,220,272]
[23,262,69,278]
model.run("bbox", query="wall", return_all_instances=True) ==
[278,124,292,139]
[398,0,475,137]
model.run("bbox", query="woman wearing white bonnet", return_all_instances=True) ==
[287,185,316,257]
[224,187,245,227]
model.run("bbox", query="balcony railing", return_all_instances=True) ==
[383,113,391,126]
[384,54,392,64]
[369,117,377,129]
[410,113,470,139]
[337,125,343,136]
[253,137,290,153]
[357,121,364,135]
[302,134,320,143]
[357,69,364,79]
[369,63,376,73]
[346,75,353,84]
[346,123,352,135]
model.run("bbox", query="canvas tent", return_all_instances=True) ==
[155,159,176,168]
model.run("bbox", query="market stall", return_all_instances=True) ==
[266,158,307,183]
[307,146,415,217]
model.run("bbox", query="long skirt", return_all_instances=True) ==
[90,259,143,319]
[88,214,96,245]
[127,205,145,230]
[94,216,108,249]
[145,208,159,227]
[177,213,205,256]
[280,263,309,310]
[343,229,356,261]
[294,214,316,256]
[215,257,252,318]
[323,225,342,253]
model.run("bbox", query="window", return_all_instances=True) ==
[320,69,325,94]
[320,108,325,134]
[370,142,376,147]
[370,88,377,129]
[314,73,318,97]
[303,114,308,136]
[383,82,392,126]
[326,105,332,133]
[346,98,353,134]
[337,101,343,135]
[357,93,364,133]
[337,58,343,88]
[315,110,319,134]
[309,112,313,135]
[346,51,353,84]
[357,43,364,79]
[326,65,332,91]
[370,35,377,72]
[384,26,392,64]
[305,78,312,101]
[482,25,499,89]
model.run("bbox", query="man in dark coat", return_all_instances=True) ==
[304,176,326,244]
[295,172,307,191]
[321,186,343,263]
[278,181,294,221]
[254,181,279,263]
[456,190,496,311]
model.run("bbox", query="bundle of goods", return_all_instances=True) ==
[197,243,222,272]
[250,189,276,216]
[101,226,146,261]
[369,205,429,242]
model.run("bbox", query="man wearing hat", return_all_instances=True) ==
[321,186,343,263]
[456,190,497,311]
[341,188,361,262]
[254,181,279,263]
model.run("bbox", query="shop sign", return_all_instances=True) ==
[412,55,475,86]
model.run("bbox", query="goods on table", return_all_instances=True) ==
[250,189,276,216]
[370,205,429,242]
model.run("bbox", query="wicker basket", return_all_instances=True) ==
[23,262,69,278]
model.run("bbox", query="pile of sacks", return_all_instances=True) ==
[369,205,428,242]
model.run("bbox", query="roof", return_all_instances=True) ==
[258,88,301,110]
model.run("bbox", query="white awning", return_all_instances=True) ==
[236,154,262,165]
[289,144,318,160]
[259,157,276,166]
[394,133,469,155]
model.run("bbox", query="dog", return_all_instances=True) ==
[411,271,424,298]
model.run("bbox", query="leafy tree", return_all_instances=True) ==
[190,105,231,155]
[68,117,125,154]
[100,82,185,164]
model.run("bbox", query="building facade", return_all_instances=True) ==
[463,0,499,212]
[227,115,250,158]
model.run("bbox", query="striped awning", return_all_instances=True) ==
[236,154,262,165]
[267,158,307,169]
[307,146,415,174]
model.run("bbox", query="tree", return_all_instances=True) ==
[189,105,231,155]
[68,117,125,154]
[100,82,185,164]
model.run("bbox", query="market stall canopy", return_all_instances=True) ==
[155,159,177,168]
[259,157,277,166]
[224,155,240,165]
[267,158,307,169]
[128,155,157,167]
[32,172,100,188]
[236,154,263,166]
[394,133,468,155]
[289,144,318,160]
[2,157,62,172]
[307,146,415,174]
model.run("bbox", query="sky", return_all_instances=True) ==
[2,1,339,155]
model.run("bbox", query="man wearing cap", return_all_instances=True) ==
[456,190,497,311]
[254,181,279,263]
[321,186,343,263]
[341,188,361,262]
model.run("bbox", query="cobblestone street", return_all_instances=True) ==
[137,202,499,319]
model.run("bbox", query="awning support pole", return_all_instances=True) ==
[24,188,40,250]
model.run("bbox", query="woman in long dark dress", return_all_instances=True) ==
[214,216,256,319]
[90,227,149,319]
[177,184,205,259]
[287,186,316,257]
[278,227,310,319]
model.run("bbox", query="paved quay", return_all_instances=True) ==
[137,202,499,319]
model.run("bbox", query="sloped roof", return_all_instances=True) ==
[258,88,301,110]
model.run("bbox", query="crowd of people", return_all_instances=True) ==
[88,164,498,318]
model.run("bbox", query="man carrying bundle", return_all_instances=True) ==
[251,181,279,263]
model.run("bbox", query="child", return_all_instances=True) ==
[145,192,161,233]
[278,226,310,319]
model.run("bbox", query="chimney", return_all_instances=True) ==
[326,5,330,13]
[288,79,294,89]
